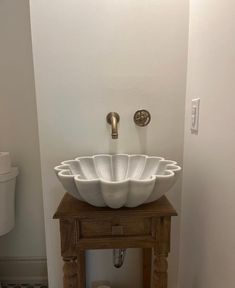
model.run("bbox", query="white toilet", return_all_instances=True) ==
[0,152,19,236]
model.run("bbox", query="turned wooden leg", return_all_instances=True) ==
[143,248,152,288]
[152,252,168,288]
[63,251,86,288]
[63,257,78,288]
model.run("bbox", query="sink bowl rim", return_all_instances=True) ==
[54,153,181,183]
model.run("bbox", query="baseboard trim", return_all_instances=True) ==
[0,257,47,283]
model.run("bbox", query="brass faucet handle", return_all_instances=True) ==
[134,109,151,126]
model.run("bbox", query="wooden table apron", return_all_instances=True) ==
[54,193,177,288]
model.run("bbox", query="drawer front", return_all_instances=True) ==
[80,217,152,238]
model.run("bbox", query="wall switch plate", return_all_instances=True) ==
[191,98,200,134]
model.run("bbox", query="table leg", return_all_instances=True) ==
[63,257,78,288]
[143,248,152,288]
[152,252,168,288]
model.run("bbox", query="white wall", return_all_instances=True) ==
[0,0,46,259]
[30,1,189,287]
[179,0,235,287]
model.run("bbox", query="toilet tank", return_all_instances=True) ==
[0,167,19,236]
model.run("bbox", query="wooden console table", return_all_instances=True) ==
[54,193,177,288]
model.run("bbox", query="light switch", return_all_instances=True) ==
[191,98,200,133]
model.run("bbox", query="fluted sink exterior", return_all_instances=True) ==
[54,154,181,209]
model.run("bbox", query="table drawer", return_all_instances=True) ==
[80,217,152,238]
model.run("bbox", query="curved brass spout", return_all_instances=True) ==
[106,112,120,139]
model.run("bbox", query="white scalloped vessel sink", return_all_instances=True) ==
[54,154,181,209]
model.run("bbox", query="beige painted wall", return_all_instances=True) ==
[0,0,46,258]
[179,0,235,287]
[30,0,188,287]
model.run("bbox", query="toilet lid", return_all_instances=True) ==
[0,167,19,182]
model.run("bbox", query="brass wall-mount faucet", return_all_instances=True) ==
[106,112,120,139]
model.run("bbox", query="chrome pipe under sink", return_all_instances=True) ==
[113,248,126,268]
